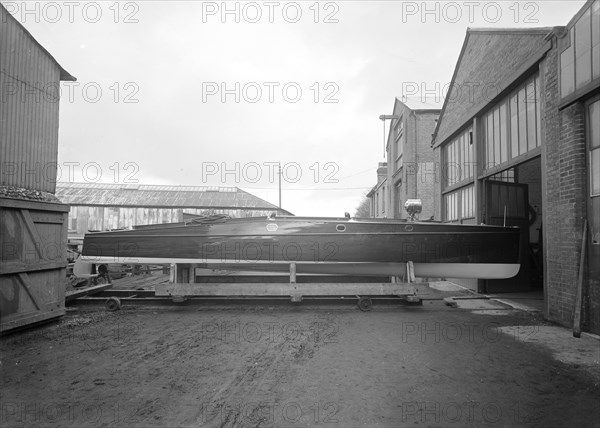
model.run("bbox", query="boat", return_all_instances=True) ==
[78,209,521,280]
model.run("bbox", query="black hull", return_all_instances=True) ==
[81,216,520,266]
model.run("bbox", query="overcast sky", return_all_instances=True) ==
[8,0,586,216]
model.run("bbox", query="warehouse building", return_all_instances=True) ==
[432,0,599,333]
[0,3,75,332]
[55,182,292,239]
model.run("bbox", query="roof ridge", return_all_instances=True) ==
[467,27,555,34]
[56,181,239,190]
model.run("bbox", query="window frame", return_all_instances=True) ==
[482,73,540,171]
[442,126,473,190]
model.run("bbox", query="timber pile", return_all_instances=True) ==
[0,185,61,202]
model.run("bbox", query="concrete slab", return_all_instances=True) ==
[497,325,600,369]
[428,281,470,292]
[446,298,512,310]
[487,291,544,313]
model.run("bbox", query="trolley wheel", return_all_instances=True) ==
[105,297,121,311]
[357,296,372,312]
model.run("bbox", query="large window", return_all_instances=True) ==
[483,74,541,168]
[589,99,600,244]
[443,126,473,187]
[442,126,474,222]
[444,184,475,222]
[560,0,600,99]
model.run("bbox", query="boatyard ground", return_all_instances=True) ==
[1,290,599,427]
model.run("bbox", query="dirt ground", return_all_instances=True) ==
[1,299,599,427]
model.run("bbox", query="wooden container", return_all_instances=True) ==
[0,197,69,333]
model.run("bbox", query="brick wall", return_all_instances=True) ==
[433,146,442,221]
[414,112,438,220]
[401,111,439,220]
[543,39,590,329]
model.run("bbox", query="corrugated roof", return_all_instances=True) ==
[55,182,288,212]
[432,27,554,147]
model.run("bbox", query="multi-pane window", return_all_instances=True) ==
[395,118,404,171]
[444,184,475,222]
[590,100,599,196]
[445,191,459,221]
[461,185,475,218]
[484,74,541,168]
[590,99,600,245]
[560,0,600,98]
[443,127,473,187]
[490,168,516,183]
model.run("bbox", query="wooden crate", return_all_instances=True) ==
[0,198,69,333]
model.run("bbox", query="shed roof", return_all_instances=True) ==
[55,182,291,213]
[432,27,554,148]
[1,3,76,81]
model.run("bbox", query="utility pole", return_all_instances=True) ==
[278,162,282,208]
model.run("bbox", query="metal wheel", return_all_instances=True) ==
[357,296,372,312]
[105,297,121,311]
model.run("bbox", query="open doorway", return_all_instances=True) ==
[483,156,543,293]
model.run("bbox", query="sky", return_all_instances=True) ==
[5,0,587,216]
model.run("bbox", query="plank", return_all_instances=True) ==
[65,283,114,302]
[20,209,44,259]
[17,273,44,310]
[0,260,67,275]
[0,197,69,212]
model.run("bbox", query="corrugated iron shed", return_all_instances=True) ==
[1,3,76,194]
[55,182,290,212]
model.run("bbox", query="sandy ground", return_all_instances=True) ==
[1,299,599,428]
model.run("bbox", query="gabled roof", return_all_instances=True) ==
[432,27,555,148]
[1,3,75,81]
[55,182,292,214]
[385,97,441,148]
[397,96,444,111]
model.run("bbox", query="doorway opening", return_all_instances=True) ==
[483,156,543,293]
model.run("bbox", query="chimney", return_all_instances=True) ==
[376,162,387,184]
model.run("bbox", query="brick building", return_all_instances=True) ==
[543,0,599,333]
[432,0,599,333]
[366,162,388,217]
[368,97,441,219]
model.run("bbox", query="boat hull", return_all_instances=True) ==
[80,216,521,279]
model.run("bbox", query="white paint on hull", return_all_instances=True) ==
[78,257,520,279]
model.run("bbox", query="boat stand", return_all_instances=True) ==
[154,262,428,311]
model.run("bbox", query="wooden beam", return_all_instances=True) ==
[65,283,114,302]
[17,273,43,310]
[573,220,588,338]
[155,282,430,297]
[290,262,296,284]
[0,197,70,212]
